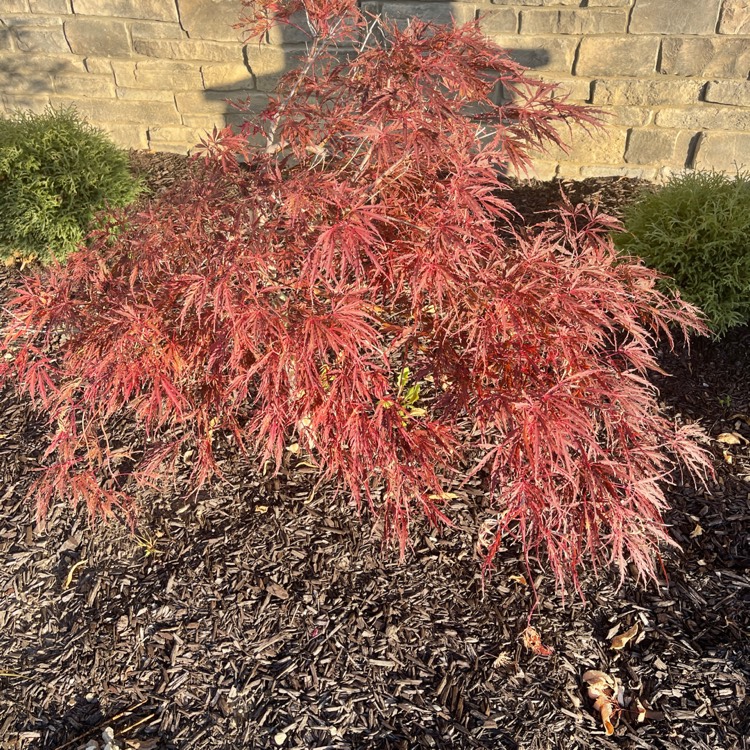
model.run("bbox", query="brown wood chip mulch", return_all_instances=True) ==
[0,155,748,750]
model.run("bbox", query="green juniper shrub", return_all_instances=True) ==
[614,170,750,337]
[0,106,140,265]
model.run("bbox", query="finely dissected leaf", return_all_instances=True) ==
[0,0,711,592]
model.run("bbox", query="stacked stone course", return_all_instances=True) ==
[1,0,748,179]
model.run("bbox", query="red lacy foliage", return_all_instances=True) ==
[1,1,710,591]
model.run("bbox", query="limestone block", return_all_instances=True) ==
[148,141,192,154]
[0,22,13,51]
[516,160,559,181]
[202,63,254,91]
[132,38,241,62]
[266,11,313,44]
[477,8,518,35]
[2,0,29,11]
[601,106,653,127]
[521,9,627,34]
[30,0,71,12]
[630,0,721,34]
[54,73,115,98]
[71,0,177,22]
[584,0,633,6]
[148,125,207,144]
[592,79,704,106]
[116,60,204,90]
[694,131,750,170]
[654,105,750,130]
[546,123,629,165]
[115,87,175,102]
[246,45,301,91]
[580,165,658,180]
[379,2,475,25]
[64,18,130,56]
[50,96,181,124]
[102,123,148,149]
[1,94,51,114]
[719,0,750,34]
[489,35,579,72]
[6,16,70,53]
[177,0,244,42]
[174,89,255,114]
[660,37,750,78]
[704,80,750,107]
[84,57,113,75]
[576,37,659,77]
[489,0,543,6]
[533,74,592,102]
[129,21,184,41]
[624,129,679,164]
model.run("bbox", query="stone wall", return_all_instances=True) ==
[1,0,749,180]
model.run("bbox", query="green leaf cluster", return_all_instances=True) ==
[0,106,141,264]
[614,170,750,337]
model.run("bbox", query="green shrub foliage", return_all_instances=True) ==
[615,170,750,337]
[0,107,140,264]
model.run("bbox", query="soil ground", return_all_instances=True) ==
[0,153,747,750]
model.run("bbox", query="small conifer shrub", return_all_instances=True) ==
[614,170,750,337]
[0,106,140,264]
[0,1,710,591]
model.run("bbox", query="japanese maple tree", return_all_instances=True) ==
[1,0,710,591]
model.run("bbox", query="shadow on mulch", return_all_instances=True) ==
[0,160,748,750]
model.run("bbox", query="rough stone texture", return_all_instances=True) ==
[100,123,149,149]
[629,0,722,34]
[201,63,254,91]
[177,0,244,42]
[660,37,750,77]
[704,79,750,106]
[54,72,114,97]
[174,90,252,115]
[694,131,750,170]
[719,0,750,33]
[546,124,629,165]
[521,8,627,34]
[624,128,679,164]
[129,21,185,41]
[534,74,591,102]
[29,0,70,12]
[6,17,70,53]
[71,0,178,22]
[477,8,518,34]
[49,96,181,124]
[64,18,130,56]
[585,0,633,6]
[489,34,579,72]
[379,2,475,25]
[654,106,750,130]
[600,106,653,127]
[111,59,204,90]
[115,87,175,102]
[246,45,303,91]
[576,37,659,77]
[592,79,704,106]
[132,39,241,62]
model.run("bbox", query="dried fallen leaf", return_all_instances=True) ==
[599,698,617,735]
[631,696,647,724]
[690,523,704,538]
[521,626,554,656]
[717,432,742,445]
[63,559,88,589]
[723,450,734,464]
[583,670,620,735]
[273,732,287,746]
[509,574,527,586]
[610,622,639,650]
[266,582,289,600]
[582,670,617,693]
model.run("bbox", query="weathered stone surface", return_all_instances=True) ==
[29,0,71,12]
[630,0,721,34]
[177,0,244,42]
[0,23,11,51]
[132,38,241,62]
[585,0,632,6]
[624,128,679,164]
[489,0,543,6]
[694,131,750,170]
[580,165,659,180]
[49,96,180,124]
[521,8,627,34]
[603,106,654,127]
[511,160,559,181]
[654,105,750,130]
[704,79,750,106]
[115,60,204,89]
[7,17,70,53]
[577,36,659,77]
[129,21,184,41]
[547,123,629,164]
[246,45,301,91]
[592,79,704,106]
[174,90,250,114]
[489,35,579,72]
[115,86,175,101]
[148,124,206,144]
[1,94,51,114]
[2,0,29,11]
[266,10,312,44]
[379,2,474,25]
[54,73,114,97]
[103,123,148,149]
[72,0,177,22]
[660,37,750,78]
[64,18,130,56]
[719,0,750,33]
[201,63,253,91]
[83,56,113,74]
[534,73,592,102]
[477,8,518,35]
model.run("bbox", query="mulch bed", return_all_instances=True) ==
[0,153,748,750]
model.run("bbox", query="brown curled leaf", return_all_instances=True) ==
[521,626,554,657]
[610,622,639,650]
[599,699,617,735]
